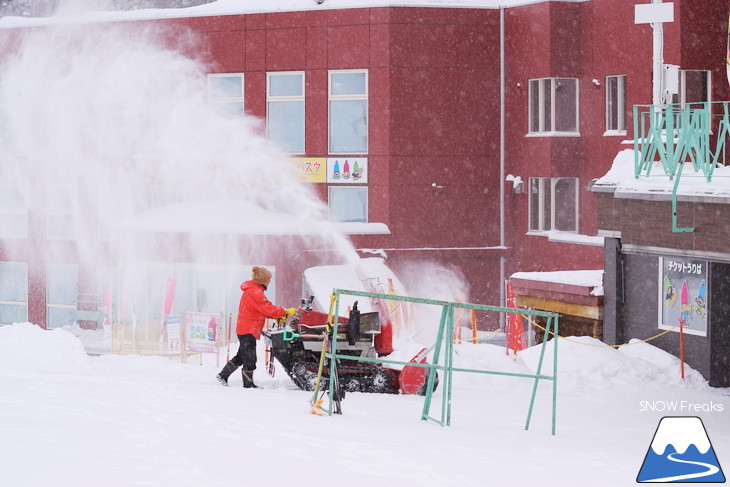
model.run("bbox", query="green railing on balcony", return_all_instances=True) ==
[633,101,730,232]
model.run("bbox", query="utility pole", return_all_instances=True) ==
[635,1,674,106]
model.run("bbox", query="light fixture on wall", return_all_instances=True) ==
[315,0,325,4]
[505,174,523,194]
[431,182,444,194]
[592,78,601,86]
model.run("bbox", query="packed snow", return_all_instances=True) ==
[1,321,727,487]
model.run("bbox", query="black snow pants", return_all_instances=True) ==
[231,334,257,371]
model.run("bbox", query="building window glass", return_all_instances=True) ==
[675,70,711,108]
[328,186,368,223]
[208,73,244,117]
[47,263,78,328]
[267,72,305,154]
[0,184,28,238]
[47,186,77,240]
[0,262,28,324]
[329,70,368,154]
[528,177,578,232]
[528,77,579,134]
[605,75,626,133]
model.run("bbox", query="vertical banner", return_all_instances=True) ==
[166,314,181,354]
[184,312,221,354]
[659,257,708,336]
[102,281,113,340]
[506,282,525,354]
[159,277,177,345]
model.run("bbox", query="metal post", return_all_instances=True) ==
[421,305,449,424]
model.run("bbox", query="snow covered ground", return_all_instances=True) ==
[1,322,728,487]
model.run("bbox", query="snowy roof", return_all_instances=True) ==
[0,0,588,27]
[510,269,604,296]
[592,149,730,203]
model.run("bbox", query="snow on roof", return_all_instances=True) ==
[510,269,604,296]
[593,149,730,201]
[0,0,589,27]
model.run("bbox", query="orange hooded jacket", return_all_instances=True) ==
[236,280,286,339]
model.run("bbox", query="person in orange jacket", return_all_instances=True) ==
[216,266,296,388]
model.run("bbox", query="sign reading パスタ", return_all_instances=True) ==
[658,257,708,337]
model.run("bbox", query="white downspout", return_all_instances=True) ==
[499,5,506,329]
[652,0,664,106]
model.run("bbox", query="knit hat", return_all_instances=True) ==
[251,266,272,286]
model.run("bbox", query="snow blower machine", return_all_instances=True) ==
[263,295,436,395]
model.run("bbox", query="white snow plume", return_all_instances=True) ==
[0,22,358,285]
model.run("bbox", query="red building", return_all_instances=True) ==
[0,0,728,338]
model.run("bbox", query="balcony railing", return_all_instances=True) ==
[632,101,730,232]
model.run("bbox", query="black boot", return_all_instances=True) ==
[241,370,258,389]
[216,361,238,386]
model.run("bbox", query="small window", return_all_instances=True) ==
[47,263,78,328]
[0,262,28,323]
[47,186,77,240]
[208,73,244,117]
[528,177,578,233]
[0,183,28,238]
[528,78,579,135]
[675,70,711,109]
[605,75,626,133]
[328,186,368,223]
[329,70,368,154]
[267,72,305,154]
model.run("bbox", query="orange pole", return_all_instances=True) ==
[679,320,685,380]
[470,309,478,344]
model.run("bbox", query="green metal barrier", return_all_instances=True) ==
[632,101,730,232]
[324,289,560,435]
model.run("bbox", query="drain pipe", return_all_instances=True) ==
[499,5,506,330]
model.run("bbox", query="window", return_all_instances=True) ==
[329,70,368,154]
[328,186,368,223]
[528,78,579,134]
[605,75,626,133]
[208,73,244,117]
[528,177,578,232]
[47,186,77,240]
[267,72,305,154]
[0,184,28,238]
[0,262,28,324]
[675,70,711,108]
[47,263,78,328]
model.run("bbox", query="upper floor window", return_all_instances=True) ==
[207,73,244,117]
[329,70,368,154]
[329,186,368,223]
[673,70,711,108]
[0,183,28,238]
[267,72,305,154]
[0,261,28,324]
[47,186,77,240]
[605,75,626,134]
[528,177,578,233]
[528,77,579,135]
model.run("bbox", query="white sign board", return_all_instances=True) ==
[635,3,674,24]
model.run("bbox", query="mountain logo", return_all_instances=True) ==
[637,416,726,483]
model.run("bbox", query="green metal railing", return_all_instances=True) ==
[325,289,561,435]
[633,101,730,232]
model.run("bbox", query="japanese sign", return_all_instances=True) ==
[327,157,367,183]
[166,315,181,353]
[292,157,326,183]
[658,257,708,337]
[184,312,221,353]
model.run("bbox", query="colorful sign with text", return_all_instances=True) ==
[327,157,367,183]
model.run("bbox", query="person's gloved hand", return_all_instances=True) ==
[285,307,297,316]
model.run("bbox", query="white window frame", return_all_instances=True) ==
[528,177,579,233]
[0,183,28,238]
[328,186,368,223]
[207,73,245,117]
[604,74,627,135]
[328,69,368,155]
[46,263,79,328]
[527,77,580,136]
[0,261,28,324]
[266,71,305,154]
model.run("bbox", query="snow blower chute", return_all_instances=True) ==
[263,296,436,395]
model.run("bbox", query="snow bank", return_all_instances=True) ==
[518,336,708,392]
[0,322,91,371]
